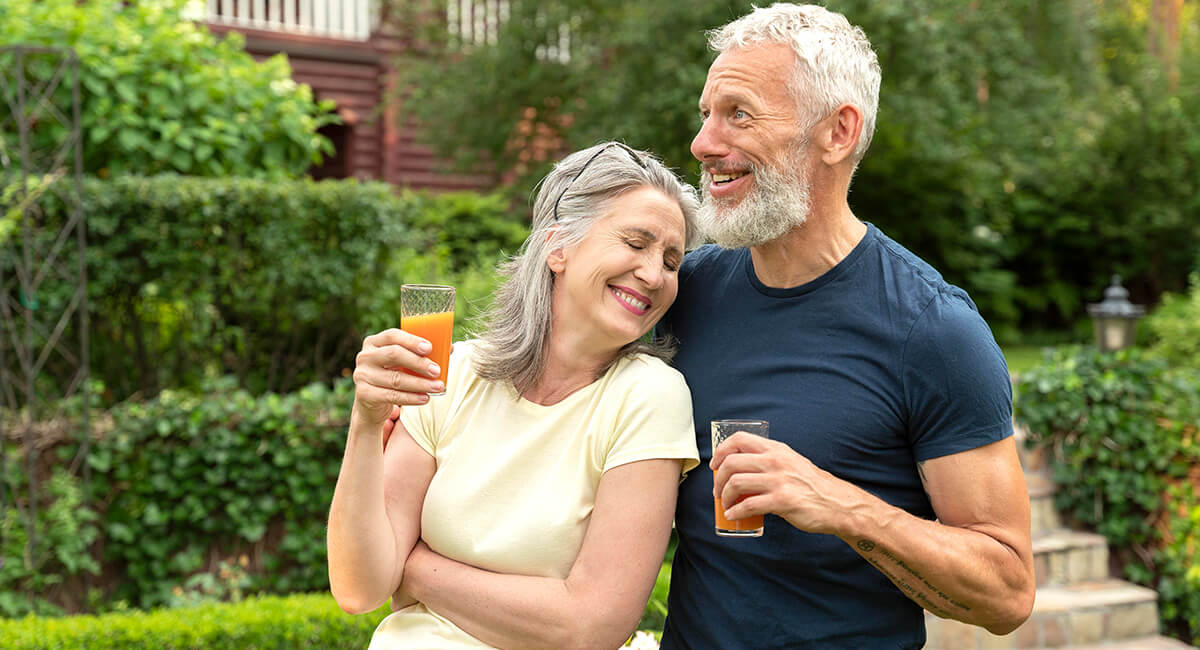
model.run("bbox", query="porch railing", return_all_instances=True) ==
[203,0,376,42]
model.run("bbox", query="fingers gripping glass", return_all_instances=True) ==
[553,143,648,221]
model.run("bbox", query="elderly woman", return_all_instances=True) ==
[327,141,703,649]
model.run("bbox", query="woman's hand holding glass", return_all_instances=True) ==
[351,328,445,429]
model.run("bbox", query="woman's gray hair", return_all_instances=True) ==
[708,3,881,166]
[472,141,701,393]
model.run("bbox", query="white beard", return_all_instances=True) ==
[697,154,812,249]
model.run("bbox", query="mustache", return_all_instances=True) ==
[701,161,759,177]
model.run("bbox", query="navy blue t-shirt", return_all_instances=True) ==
[659,224,1012,650]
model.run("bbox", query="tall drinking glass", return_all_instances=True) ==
[400,284,456,395]
[711,419,769,537]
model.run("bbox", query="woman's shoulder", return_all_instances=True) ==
[609,353,691,397]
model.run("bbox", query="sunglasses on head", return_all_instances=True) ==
[553,143,648,222]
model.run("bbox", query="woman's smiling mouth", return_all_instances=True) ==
[610,285,651,315]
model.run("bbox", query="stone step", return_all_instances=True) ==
[1061,635,1194,649]
[1029,472,1063,535]
[1014,421,1047,474]
[1022,580,1162,647]
[923,580,1163,649]
[1033,529,1110,587]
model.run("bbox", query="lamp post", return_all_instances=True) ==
[1086,275,1145,352]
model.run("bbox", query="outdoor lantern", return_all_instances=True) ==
[1086,275,1145,352]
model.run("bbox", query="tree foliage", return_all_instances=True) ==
[0,0,335,177]
[396,0,1200,339]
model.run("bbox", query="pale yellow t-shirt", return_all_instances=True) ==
[368,340,699,649]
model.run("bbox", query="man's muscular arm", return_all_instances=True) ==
[713,435,1035,634]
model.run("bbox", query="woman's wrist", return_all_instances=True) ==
[350,402,389,435]
[403,541,434,601]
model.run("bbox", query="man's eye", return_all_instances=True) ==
[734,109,748,119]
[626,240,646,250]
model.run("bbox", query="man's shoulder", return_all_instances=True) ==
[867,225,978,314]
[680,243,738,276]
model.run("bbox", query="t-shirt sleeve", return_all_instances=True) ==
[397,341,471,456]
[902,291,1013,462]
[602,359,701,477]
[399,400,437,456]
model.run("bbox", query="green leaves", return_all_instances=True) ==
[1016,345,1200,643]
[0,0,334,178]
[0,468,101,617]
[72,377,358,609]
[0,593,389,649]
[396,0,1200,339]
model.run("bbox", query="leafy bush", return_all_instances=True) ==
[18,175,525,400]
[0,467,100,617]
[1144,272,1200,371]
[1157,502,1200,643]
[71,378,354,610]
[397,191,529,274]
[1,379,354,613]
[5,380,679,627]
[1015,346,1200,643]
[0,0,334,177]
[0,592,388,649]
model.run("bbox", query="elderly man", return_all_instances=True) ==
[659,4,1035,648]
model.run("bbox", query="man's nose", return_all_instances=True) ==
[691,114,729,163]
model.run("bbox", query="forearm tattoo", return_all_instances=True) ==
[856,538,971,618]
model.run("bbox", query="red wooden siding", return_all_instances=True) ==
[204,21,493,192]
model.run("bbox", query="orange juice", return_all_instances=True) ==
[401,310,454,387]
[713,486,764,536]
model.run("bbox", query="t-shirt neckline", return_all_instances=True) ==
[741,222,877,298]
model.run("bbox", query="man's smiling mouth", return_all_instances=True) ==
[712,171,749,185]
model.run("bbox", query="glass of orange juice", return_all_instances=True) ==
[711,419,769,537]
[400,284,456,395]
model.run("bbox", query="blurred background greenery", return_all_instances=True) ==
[398,0,1200,345]
[3,0,1200,646]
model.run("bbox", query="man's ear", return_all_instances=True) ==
[820,103,863,167]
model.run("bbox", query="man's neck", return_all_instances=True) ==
[748,201,867,289]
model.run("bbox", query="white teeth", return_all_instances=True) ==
[712,172,746,183]
[612,288,648,311]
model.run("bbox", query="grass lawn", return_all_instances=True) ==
[1001,344,1054,377]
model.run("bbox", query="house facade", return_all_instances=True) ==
[201,0,494,191]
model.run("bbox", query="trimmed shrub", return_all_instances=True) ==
[19,175,526,401]
[0,593,387,649]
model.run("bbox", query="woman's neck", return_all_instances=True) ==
[521,323,620,406]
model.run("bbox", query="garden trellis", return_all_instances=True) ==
[0,45,89,608]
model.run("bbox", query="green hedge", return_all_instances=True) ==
[17,175,526,402]
[2,378,353,613]
[0,593,387,649]
[87,378,354,609]
[1015,346,1200,643]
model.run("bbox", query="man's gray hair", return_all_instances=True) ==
[472,142,701,393]
[708,3,881,165]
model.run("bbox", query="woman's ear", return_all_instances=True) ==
[546,246,567,273]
